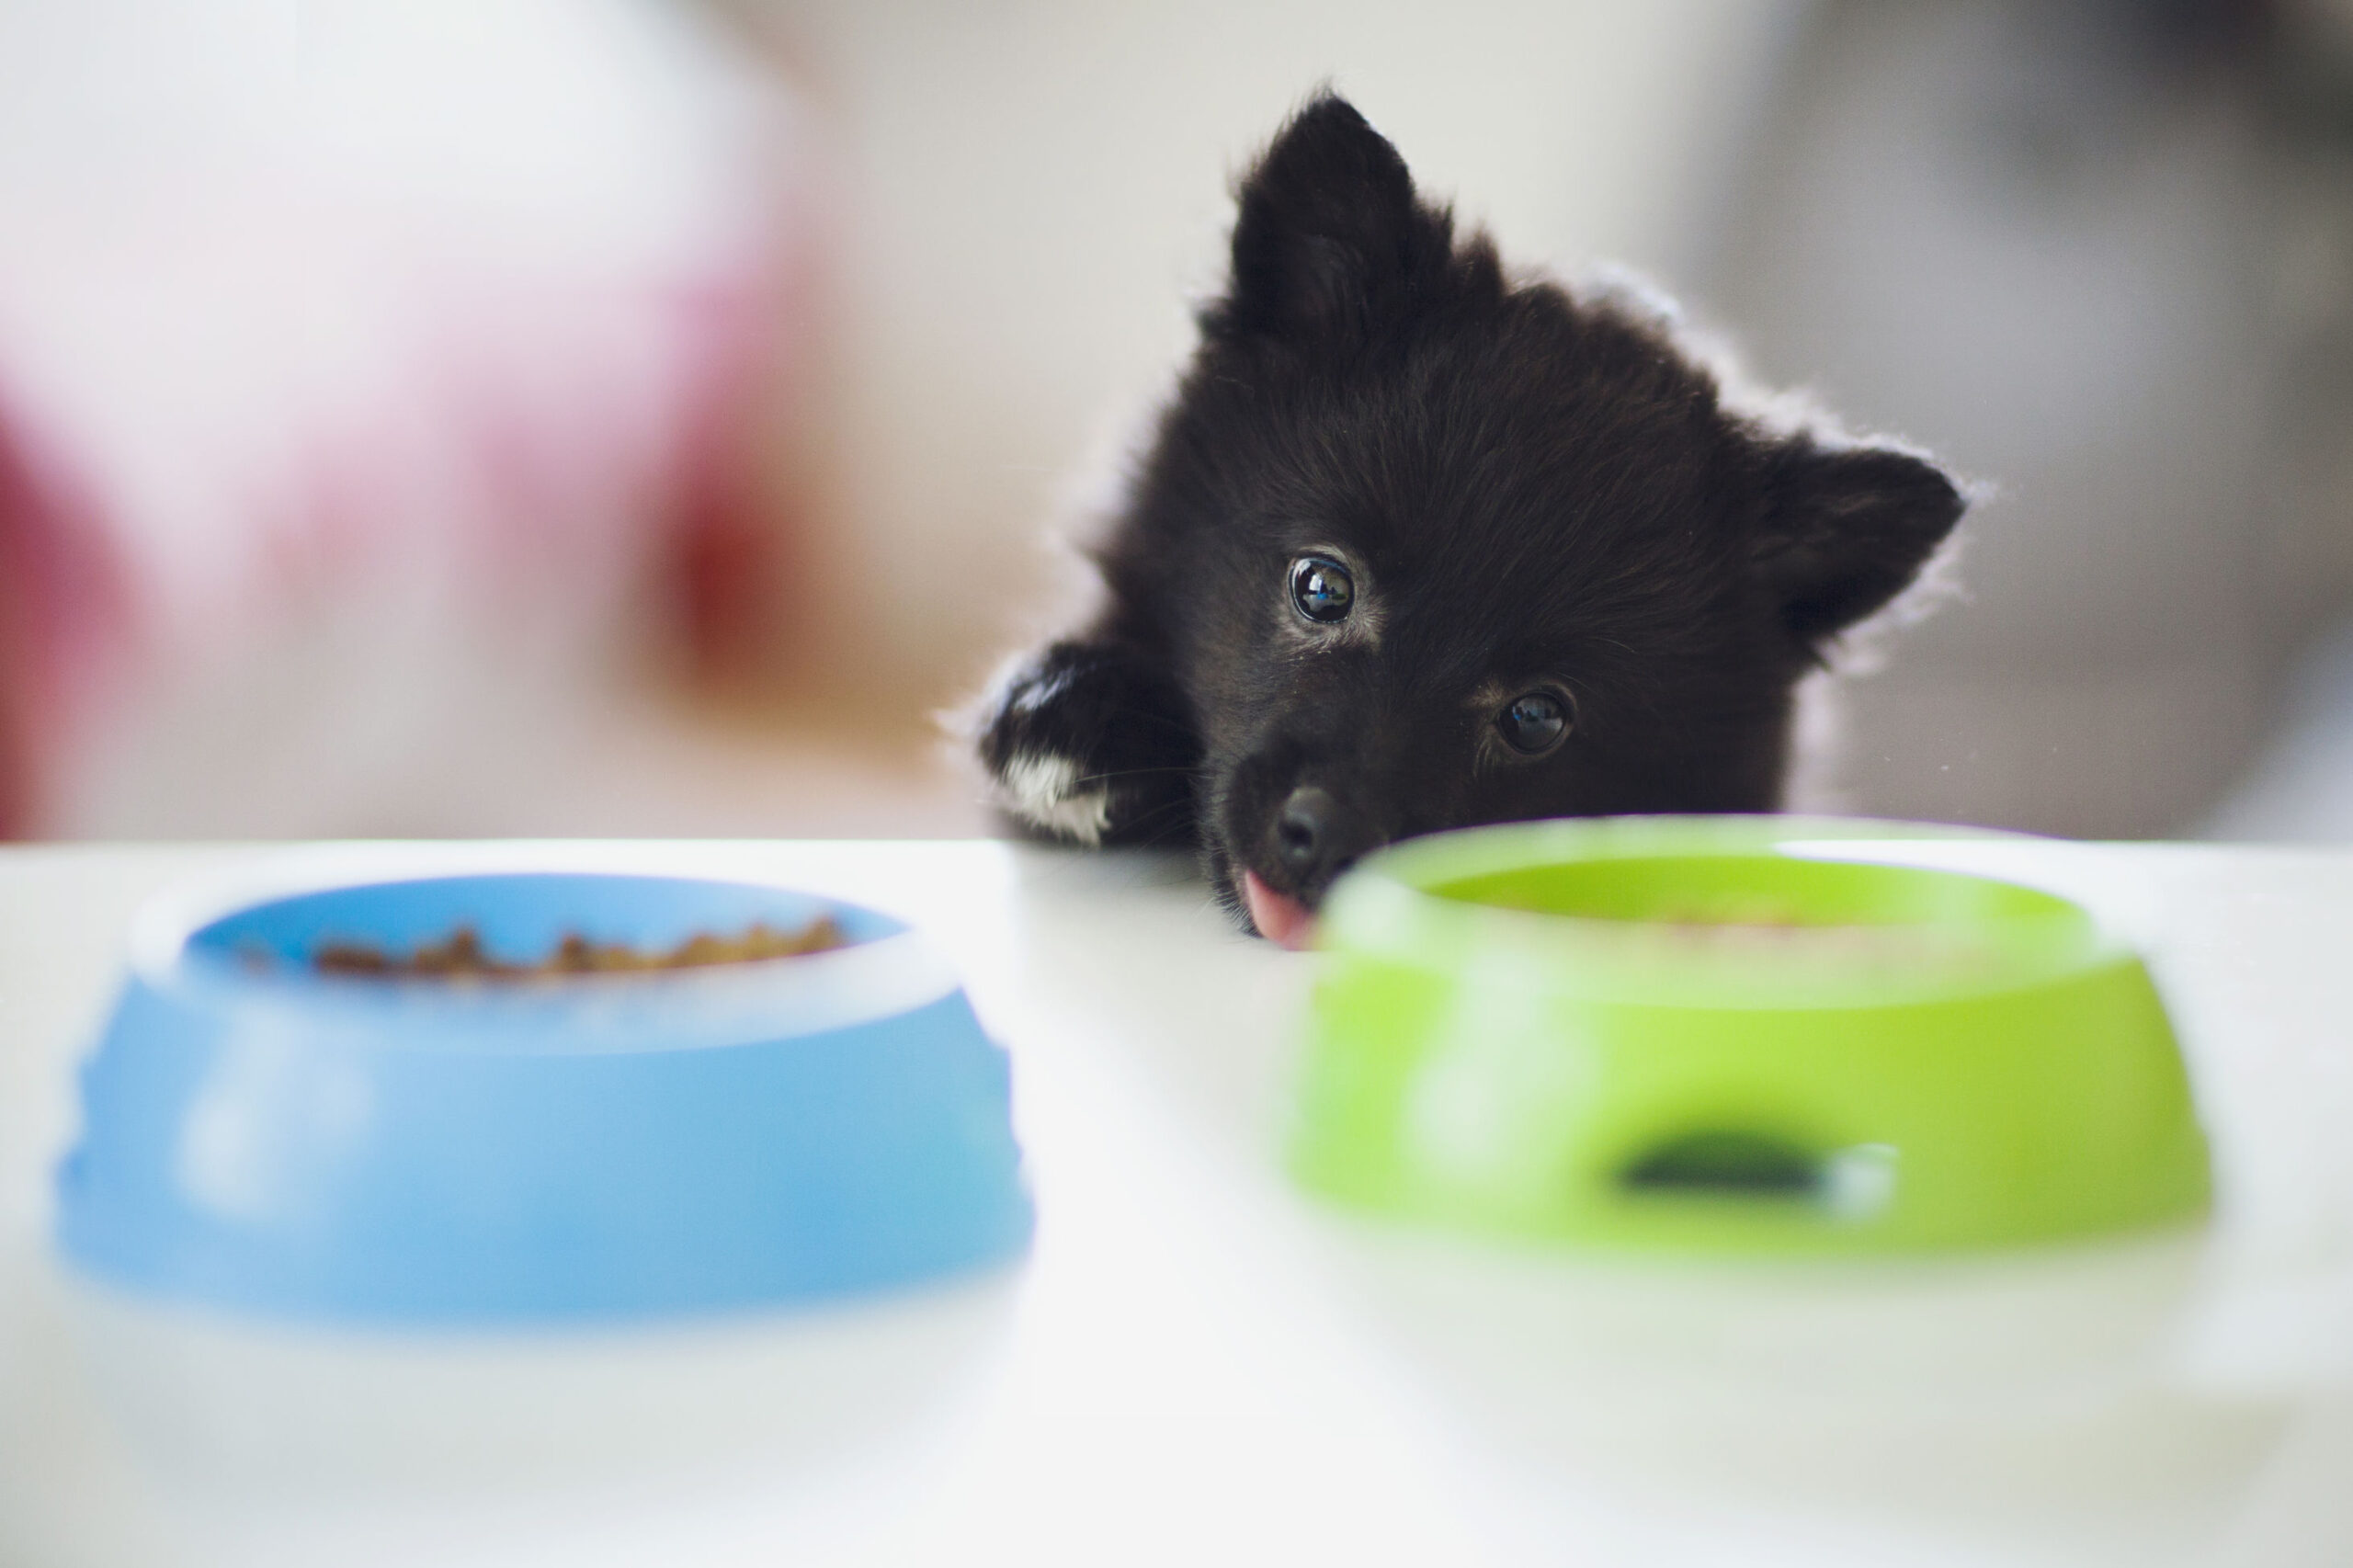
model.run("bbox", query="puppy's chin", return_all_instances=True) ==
[1242,869,1317,950]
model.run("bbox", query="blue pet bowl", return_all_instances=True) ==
[54,869,1034,1325]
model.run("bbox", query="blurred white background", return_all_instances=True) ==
[1703,0,2353,838]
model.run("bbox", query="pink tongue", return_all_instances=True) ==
[1243,870,1317,950]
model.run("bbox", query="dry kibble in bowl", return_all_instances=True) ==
[310,915,850,979]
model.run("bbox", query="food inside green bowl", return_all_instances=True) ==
[1416,852,2110,1004]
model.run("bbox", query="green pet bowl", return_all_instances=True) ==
[1290,817,2211,1256]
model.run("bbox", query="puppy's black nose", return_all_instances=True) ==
[1273,785,1371,888]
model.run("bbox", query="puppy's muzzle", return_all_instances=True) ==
[1271,785,1382,899]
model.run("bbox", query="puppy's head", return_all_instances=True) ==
[1115,96,1965,941]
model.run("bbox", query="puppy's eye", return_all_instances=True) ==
[1289,556,1355,624]
[1497,690,1571,756]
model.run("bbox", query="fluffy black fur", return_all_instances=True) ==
[976,94,1965,935]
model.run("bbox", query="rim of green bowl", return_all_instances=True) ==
[1317,815,2126,1010]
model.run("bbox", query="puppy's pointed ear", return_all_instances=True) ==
[1753,435,1965,643]
[1216,94,1454,343]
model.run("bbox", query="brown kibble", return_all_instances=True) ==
[309,913,853,981]
[313,942,393,975]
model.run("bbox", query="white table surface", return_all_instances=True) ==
[6,837,2353,1568]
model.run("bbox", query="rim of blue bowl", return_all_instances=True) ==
[126,849,962,1050]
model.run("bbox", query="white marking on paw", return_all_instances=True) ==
[1000,751,1110,846]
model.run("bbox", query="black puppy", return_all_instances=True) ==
[975,94,1964,945]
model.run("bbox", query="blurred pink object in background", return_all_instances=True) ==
[0,0,812,836]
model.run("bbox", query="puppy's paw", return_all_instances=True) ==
[995,748,1113,846]
[976,641,1198,847]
